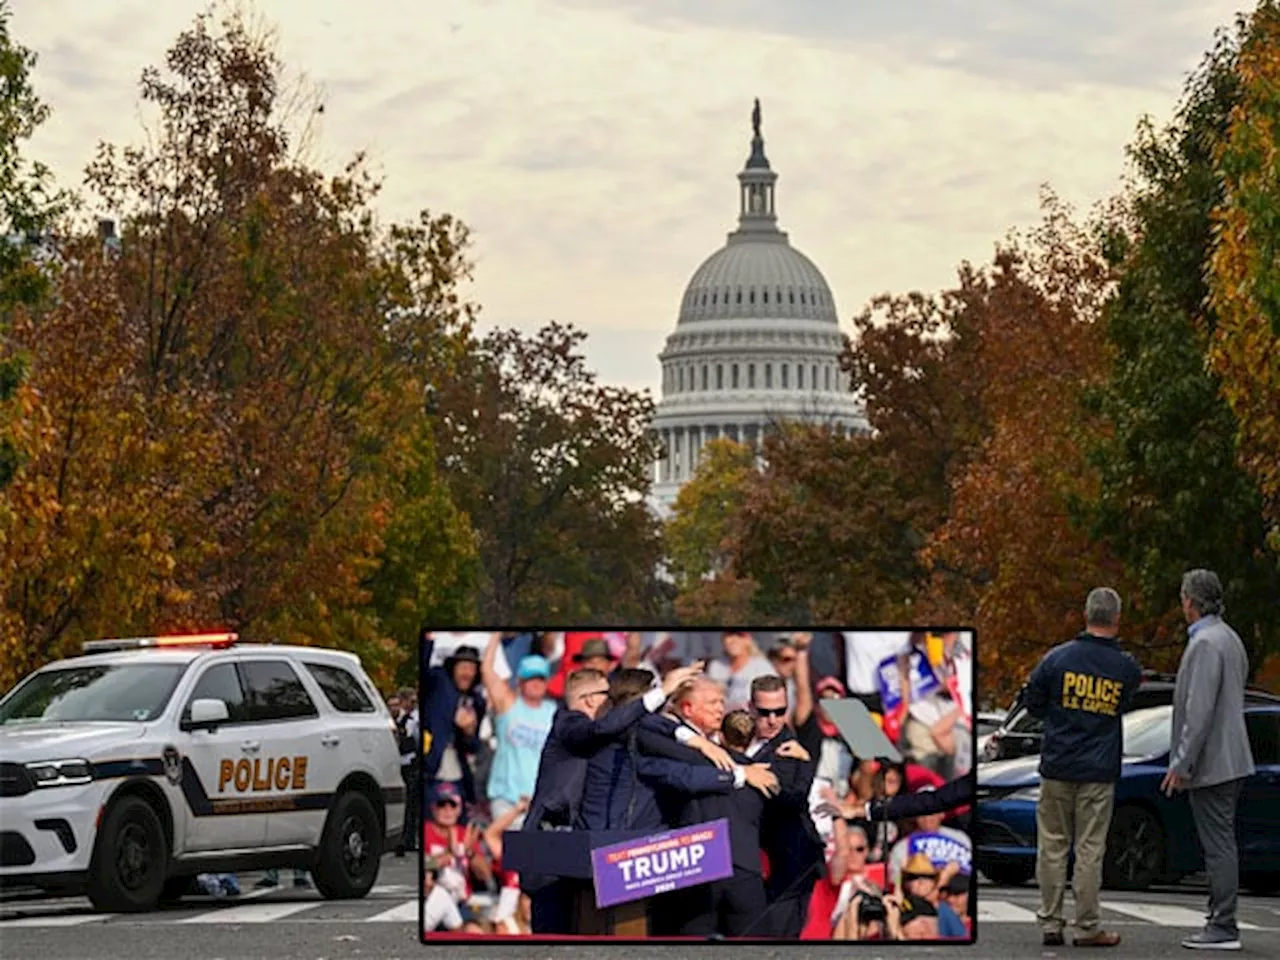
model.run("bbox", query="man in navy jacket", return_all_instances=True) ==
[420,635,486,813]
[525,662,706,831]
[574,669,774,832]
[1023,587,1142,950]
[521,662,713,932]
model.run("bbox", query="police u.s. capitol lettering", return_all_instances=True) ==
[1061,671,1124,716]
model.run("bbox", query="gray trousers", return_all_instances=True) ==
[1188,778,1244,935]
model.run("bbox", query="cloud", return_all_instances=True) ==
[11,0,1251,397]
[555,0,1247,89]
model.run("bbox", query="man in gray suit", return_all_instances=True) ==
[1161,569,1256,952]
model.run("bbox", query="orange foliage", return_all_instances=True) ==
[919,194,1165,702]
[1208,1,1280,556]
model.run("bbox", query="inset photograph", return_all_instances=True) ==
[418,628,975,943]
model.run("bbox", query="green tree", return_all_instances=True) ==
[729,423,920,623]
[0,0,71,488]
[364,422,479,686]
[1082,14,1280,673]
[665,437,758,624]
[432,321,665,624]
[666,437,755,589]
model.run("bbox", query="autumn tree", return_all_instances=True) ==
[1208,0,1280,560]
[1,10,475,688]
[1081,15,1280,675]
[432,321,665,624]
[920,194,1157,700]
[845,283,991,545]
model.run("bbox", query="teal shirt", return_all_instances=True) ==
[487,697,557,804]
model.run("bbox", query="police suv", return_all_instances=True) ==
[0,633,406,912]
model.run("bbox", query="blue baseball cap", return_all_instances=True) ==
[517,655,551,681]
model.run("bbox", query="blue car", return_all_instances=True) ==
[976,701,1280,893]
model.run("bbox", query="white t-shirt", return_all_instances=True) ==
[843,632,912,696]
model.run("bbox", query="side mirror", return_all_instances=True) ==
[184,698,230,731]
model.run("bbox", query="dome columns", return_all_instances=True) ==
[656,421,771,485]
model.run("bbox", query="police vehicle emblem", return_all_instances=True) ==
[162,745,182,785]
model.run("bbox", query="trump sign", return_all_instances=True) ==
[590,819,734,908]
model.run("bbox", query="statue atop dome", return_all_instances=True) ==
[752,98,761,138]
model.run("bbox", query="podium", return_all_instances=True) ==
[503,829,652,936]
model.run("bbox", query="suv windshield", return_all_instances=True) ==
[1122,706,1173,758]
[0,663,188,724]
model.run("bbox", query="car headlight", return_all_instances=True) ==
[1009,785,1041,802]
[25,758,94,787]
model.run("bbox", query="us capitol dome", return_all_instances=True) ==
[650,100,868,511]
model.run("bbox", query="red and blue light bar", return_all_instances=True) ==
[81,632,239,654]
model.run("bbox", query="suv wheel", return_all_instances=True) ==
[312,791,382,899]
[1103,805,1164,891]
[86,795,168,912]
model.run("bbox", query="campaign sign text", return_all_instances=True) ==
[590,818,733,908]
[908,831,973,874]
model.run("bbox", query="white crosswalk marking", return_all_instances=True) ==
[369,884,413,896]
[4,912,117,927]
[2,893,1275,931]
[179,900,320,924]
[1104,901,1260,930]
[366,900,419,922]
[978,899,1039,922]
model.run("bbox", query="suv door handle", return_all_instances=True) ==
[241,740,261,753]
[321,734,341,747]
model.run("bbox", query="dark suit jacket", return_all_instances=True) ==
[420,638,486,801]
[523,696,651,830]
[576,715,735,831]
[754,729,824,890]
[638,719,766,875]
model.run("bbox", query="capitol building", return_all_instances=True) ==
[650,101,869,511]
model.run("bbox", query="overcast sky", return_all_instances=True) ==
[12,0,1249,395]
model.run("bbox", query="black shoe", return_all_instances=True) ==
[1044,931,1065,947]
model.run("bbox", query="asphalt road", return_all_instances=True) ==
[2,858,1278,959]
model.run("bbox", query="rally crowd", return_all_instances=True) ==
[413,629,975,941]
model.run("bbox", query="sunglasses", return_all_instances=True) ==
[752,706,787,718]
[772,655,797,665]
[435,799,461,808]
[850,845,868,853]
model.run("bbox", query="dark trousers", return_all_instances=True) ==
[529,881,569,933]
[670,870,769,937]
[399,761,419,851]
[1188,777,1245,936]
[765,872,818,938]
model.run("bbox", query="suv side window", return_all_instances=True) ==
[1245,712,1280,766]
[240,660,319,723]
[183,663,249,724]
[304,662,375,714]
